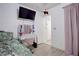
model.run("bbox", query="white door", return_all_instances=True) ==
[43,15,51,45]
[35,13,51,45]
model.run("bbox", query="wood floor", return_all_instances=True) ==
[32,44,65,56]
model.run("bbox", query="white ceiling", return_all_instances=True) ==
[20,3,60,11]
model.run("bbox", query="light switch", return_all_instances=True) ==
[53,27,56,30]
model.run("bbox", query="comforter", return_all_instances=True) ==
[0,31,32,56]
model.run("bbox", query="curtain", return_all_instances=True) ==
[64,3,79,56]
[18,25,33,36]
[24,25,32,34]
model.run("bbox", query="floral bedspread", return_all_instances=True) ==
[0,31,32,56]
[0,42,12,56]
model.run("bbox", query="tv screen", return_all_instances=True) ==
[19,7,36,20]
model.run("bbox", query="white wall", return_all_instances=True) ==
[48,3,71,50]
[0,3,37,38]
[0,3,18,37]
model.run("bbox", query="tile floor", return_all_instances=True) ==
[32,43,65,56]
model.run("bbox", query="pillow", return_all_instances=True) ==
[0,32,13,42]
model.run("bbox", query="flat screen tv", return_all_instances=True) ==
[19,7,36,20]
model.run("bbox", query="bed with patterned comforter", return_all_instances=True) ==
[0,31,32,56]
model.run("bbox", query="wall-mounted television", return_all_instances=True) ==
[19,7,36,20]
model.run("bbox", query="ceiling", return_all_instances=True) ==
[20,3,60,11]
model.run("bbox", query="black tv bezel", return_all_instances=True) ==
[18,7,36,20]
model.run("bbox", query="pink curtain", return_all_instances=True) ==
[64,4,79,56]
[18,25,33,36]
[24,25,32,34]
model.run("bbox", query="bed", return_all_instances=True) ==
[0,31,32,56]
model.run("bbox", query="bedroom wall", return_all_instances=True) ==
[0,3,19,38]
[0,3,33,38]
[48,3,71,50]
[0,3,42,39]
